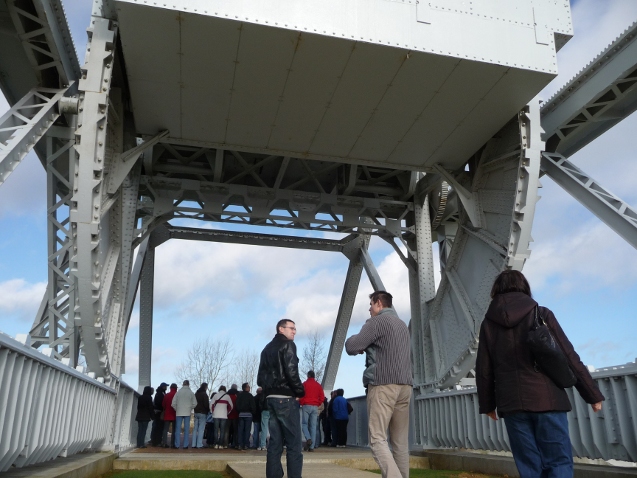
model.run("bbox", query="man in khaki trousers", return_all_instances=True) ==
[345,291,412,478]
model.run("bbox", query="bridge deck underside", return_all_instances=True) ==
[115,2,551,171]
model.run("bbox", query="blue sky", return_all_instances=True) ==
[1,0,636,395]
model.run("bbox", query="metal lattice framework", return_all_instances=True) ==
[2,0,637,467]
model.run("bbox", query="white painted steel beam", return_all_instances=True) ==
[541,21,637,157]
[72,16,119,380]
[541,152,637,250]
[0,87,67,186]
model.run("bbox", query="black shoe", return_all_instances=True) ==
[308,447,314,452]
[304,438,312,451]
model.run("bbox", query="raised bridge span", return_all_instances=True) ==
[1,0,637,471]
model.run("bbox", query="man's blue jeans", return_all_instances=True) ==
[238,416,253,448]
[504,411,573,478]
[260,410,270,448]
[174,415,191,448]
[302,405,318,449]
[252,420,261,448]
[267,397,303,478]
[193,413,207,448]
[213,418,227,446]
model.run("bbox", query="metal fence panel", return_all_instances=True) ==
[0,333,137,471]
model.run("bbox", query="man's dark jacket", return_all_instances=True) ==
[194,388,210,414]
[236,391,256,415]
[476,292,604,416]
[257,333,305,398]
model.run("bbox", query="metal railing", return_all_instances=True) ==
[346,363,637,462]
[0,332,138,471]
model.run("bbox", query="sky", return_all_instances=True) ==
[0,0,636,396]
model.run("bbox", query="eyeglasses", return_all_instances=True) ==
[283,326,297,331]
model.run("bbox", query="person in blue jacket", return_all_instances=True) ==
[331,389,351,447]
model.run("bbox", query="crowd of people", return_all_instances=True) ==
[137,280,605,478]
[134,375,353,451]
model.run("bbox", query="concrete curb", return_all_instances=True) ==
[419,450,637,477]
[2,452,117,478]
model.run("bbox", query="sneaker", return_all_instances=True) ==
[215,445,219,449]
[256,447,262,451]
[222,446,227,449]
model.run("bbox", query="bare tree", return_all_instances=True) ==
[224,350,260,392]
[301,330,327,383]
[175,337,233,390]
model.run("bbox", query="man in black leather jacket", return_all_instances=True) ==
[257,319,305,478]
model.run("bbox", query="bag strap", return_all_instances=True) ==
[536,306,546,326]
[212,392,228,408]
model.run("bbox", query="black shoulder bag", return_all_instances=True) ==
[527,306,577,388]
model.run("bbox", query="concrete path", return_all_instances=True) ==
[228,462,378,478]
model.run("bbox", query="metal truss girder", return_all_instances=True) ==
[541,152,637,249]
[541,21,637,157]
[140,176,413,239]
[322,235,371,393]
[147,142,417,200]
[0,87,67,186]
[5,0,79,87]
[163,225,351,253]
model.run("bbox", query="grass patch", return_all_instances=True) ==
[103,472,228,478]
[367,469,505,478]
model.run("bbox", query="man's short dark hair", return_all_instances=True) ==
[276,318,295,334]
[242,382,250,391]
[336,388,344,396]
[219,385,226,392]
[369,291,393,308]
[307,370,315,379]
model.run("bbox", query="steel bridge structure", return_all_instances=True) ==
[1,0,637,470]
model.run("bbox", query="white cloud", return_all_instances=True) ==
[524,220,637,295]
[577,339,635,367]
[0,279,46,321]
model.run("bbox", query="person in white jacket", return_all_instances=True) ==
[210,385,233,448]
[172,380,197,449]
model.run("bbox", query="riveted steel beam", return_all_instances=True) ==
[541,152,637,250]
[0,87,68,186]
[541,21,637,157]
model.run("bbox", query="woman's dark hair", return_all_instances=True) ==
[218,385,227,392]
[143,386,154,395]
[490,270,532,298]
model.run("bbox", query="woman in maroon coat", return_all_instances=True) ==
[476,270,604,478]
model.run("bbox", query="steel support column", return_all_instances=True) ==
[138,244,155,389]
[322,235,370,393]
[29,128,78,363]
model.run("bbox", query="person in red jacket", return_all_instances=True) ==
[161,383,178,448]
[299,370,325,451]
